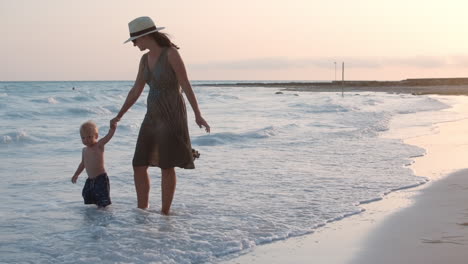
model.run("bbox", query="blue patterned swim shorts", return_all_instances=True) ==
[82,173,111,207]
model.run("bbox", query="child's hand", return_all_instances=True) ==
[71,175,78,184]
[110,119,117,130]
[110,116,120,127]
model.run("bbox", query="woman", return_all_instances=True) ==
[111,16,210,214]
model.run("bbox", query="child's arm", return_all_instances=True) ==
[71,150,85,183]
[98,121,117,146]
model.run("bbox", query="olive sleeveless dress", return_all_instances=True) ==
[132,47,195,169]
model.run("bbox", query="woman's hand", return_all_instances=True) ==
[196,116,210,133]
[111,116,121,127]
[111,116,120,125]
[110,119,117,130]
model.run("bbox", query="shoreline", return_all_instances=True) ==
[348,168,468,264]
[223,94,468,263]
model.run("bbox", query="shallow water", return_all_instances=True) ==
[0,81,456,263]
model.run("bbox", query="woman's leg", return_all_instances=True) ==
[161,167,176,215]
[133,165,150,209]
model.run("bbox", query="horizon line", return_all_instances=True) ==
[3,77,468,83]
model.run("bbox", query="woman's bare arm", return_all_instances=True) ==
[168,48,210,132]
[112,55,147,124]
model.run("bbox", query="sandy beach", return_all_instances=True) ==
[224,92,468,264]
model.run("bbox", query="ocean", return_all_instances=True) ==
[0,81,457,263]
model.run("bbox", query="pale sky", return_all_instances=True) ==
[2,0,468,81]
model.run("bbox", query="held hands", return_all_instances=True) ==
[110,119,117,130]
[196,116,210,133]
[111,116,121,125]
[110,116,121,128]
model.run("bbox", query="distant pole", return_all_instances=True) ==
[341,62,344,97]
[334,61,337,81]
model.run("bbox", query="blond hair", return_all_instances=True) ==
[80,120,98,135]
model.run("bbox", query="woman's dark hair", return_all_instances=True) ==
[150,32,179,49]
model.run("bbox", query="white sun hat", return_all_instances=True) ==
[123,16,165,44]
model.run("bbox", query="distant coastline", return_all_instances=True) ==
[3,78,468,95]
[198,78,468,96]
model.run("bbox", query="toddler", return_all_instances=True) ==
[71,120,116,207]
